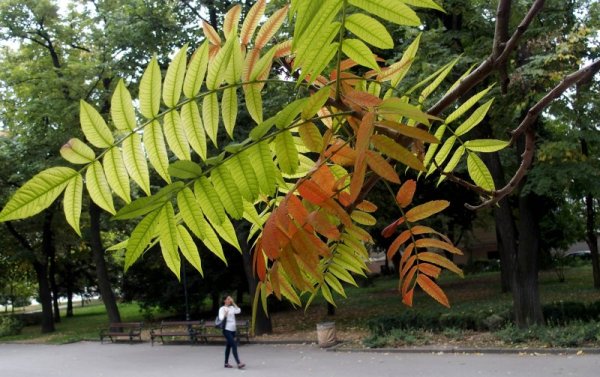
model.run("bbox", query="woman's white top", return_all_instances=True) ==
[218,305,241,332]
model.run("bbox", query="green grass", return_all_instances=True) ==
[1,265,599,345]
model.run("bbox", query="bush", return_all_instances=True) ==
[495,321,600,347]
[543,300,600,324]
[0,316,24,337]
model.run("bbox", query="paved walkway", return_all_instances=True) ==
[1,342,599,377]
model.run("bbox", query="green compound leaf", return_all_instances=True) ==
[0,167,79,222]
[345,13,393,49]
[163,44,188,108]
[164,110,191,161]
[194,177,227,225]
[203,92,220,147]
[371,134,425,171]
[341,38,380,71]
[111,80,137,131]
[103,148,131,204]
[177,225,203,275]
[139,55,162,119]
[348,0,420,26]
[464,139,509,153]
[159,202,181,280]
[275,130,299,175]
[222,87,238,138]
[85,161,116,215]
[123,133,151,196]
[445,86,493,125]
[467,152,495,191]
[125,208,161,271]
[63,173,83,236]
[183,41,209,98]
[144,120,171,184]
[211,165,244,220]
[60,138,96,164]
[181,101,207,160]
[225,153,259,201]
[79,100,114,148]
[169,160,203,179]
[454,99,494,136]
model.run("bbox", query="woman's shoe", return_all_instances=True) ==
[237,363,246,369]
[224,364,233,368]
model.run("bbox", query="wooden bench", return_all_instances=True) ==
[100,322,144,343]
[149,320,204,345]
[199,319,250,344]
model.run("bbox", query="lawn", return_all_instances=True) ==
[1,264,599,346]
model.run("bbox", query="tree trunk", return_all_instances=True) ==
[512,191,544,327]
[65,262,74,317]
[48,242,61,323]
[89,201,121,323]
[32,261,55,333]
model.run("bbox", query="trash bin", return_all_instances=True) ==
[316,321,336,348]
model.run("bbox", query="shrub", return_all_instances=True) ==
[0,316,24,337]
[543,300,600,324]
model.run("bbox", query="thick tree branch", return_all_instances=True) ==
[428,0,545,116]
[466,59,600,210]
[493,0,512,93]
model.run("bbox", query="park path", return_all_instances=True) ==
[1,342,599,377]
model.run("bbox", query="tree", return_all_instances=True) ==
[1,0,598,329]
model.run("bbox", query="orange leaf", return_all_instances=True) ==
[355,199,377,213]
[339,58,359,71]
[376,120,440,144]
[405,200,450,222]
[396,179,416,208]
[270,261,281,299]
[417,274,450,308]
[255,5,289,49]
[343,90,383,108]
[400,243,415,271]
[274,40,293,58]
[381,217,405,238]
[400,254,417,278]
[324,139,356,166]
[312,165,337,196]
[401,265,417,296]
[410,225,452,243]
[377,58,413,81]
[321,198,353,227]
[208,44,220,59]
[365,150,400,184]
[417,251,463,277]
[418,263,442,278]
[240,0,266,46]
[307,211,340,240]
[287,194,309,226]
[202,21,221,46]
[243,48,260,82]
[402,288,414,306]
[279,245,307,290]
[292,226,330,257]
[337,191,353,207]
[223,5,242,37]
[253,243,267,281]
[415,238,462,255]
[387,230,412,260]
[297,179,331,205]
[349,157,366,204]
[290,231,320,273]
[356,112,375,156]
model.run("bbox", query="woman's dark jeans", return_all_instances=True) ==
[223,329,240,364]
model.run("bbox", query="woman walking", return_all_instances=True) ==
[218,295,245,369]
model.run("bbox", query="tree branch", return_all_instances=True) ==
[493,0,512,93]
[466,59,600,210]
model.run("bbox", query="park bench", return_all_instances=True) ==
[199,319,250,344]
[149,320,204,345]
[99,322,144,343]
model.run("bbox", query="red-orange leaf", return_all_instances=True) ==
[274,40,292,58]
[417,274,450,308]
[402,287,414,306]
[415,238,462,255]
[279,245,307,290]
[270,261,282,299]
[349,157,366,204]
[405,200,450,222]
[343,90,383,108]
[254,243,267,281]
[400,243,415,271]
[400,254,417,278]
[307,211,340,240]
[339,58,359,71]
[312,165,337,196]
[287,194,309,226]
[396,179,416,208]
[355,199,377,213]
[356,112,375,155]
[381,217,405,238]
[401,265,418,296]
[297,179,331,205]
[321,198,353,227]
[418,263,442,278]
[365,150,400,184]
[240,0,266,46]
[325,139,356,166]
[255,5,289,49]
[387,229,412,260]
